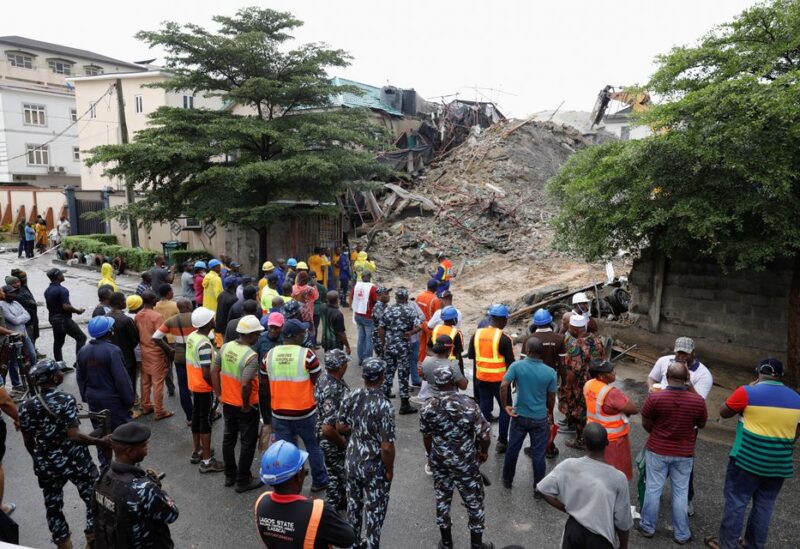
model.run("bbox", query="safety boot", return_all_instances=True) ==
[470,531,494,549]
[438,527,453,549]
[398,398,417,415]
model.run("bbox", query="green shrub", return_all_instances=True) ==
[61,237,156,272]
[63,236,106,254]
[171,249,213,270]
[84,234,118,245]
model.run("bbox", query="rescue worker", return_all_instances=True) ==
[185,307,225,473]
[432,252,455,297]
[19,359,109,549]
[257,261,276,302]
[93,423,179,548]
[259,274,280,315]
[76,316,136,469]
[353,251,376,282]
[314,349,351,512]
[468,304,516,453]
[560,315,605,449]
[378,287,422,414]
[263,318,328,492]
[337,358,396,549]
[416,280,442,368]
[561,292,597,333]
[211,315,263,492]
[255,440,356,548]
[584,360,637,479]
[430,306,465,371]
[421,366,493,549]
[201,259,223,314]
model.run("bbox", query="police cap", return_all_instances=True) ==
[111,422,151,445]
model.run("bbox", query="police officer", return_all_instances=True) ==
[314,349,351,512]
[378,287,421,414]
[19,359,108,549]
[421,366,493,549]
[255,440,355,548]
[336,358,395,549]
[76,316,136,469]
[93,422,179,548]
[370,287,391,358]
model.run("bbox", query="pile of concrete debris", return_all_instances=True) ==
[366,118,610,270]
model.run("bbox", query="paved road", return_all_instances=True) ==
[2,252,799,548]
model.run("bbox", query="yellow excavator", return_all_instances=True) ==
[589,85,651,128]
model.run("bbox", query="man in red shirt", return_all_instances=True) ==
[638,362,707,544]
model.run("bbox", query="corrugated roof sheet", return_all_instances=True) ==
[0,36,143,69]
[331,76,403,117]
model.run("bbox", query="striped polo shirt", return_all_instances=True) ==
[726,381,800,478]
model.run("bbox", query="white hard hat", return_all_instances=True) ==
[236,315,264,334]
[572,292,590,305]
[191,307,215,328]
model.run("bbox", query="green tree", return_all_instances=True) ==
[87,7,390,259]
[548,0,800,385]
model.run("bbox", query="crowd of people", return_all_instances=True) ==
[15,215,71,259]
[0,246,797,549]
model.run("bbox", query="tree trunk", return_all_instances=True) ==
[787,252,800,389]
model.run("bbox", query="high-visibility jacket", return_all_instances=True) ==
[219,341,259,407]
[265,344,316,416]
[584,378,630,441]
[416,291,440,321]
[474,327,507,382]
[186,331,214,393]
[438,259,454,282]
[431,324,459,360]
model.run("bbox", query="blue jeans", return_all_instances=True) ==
[354,316,374,364]
[719,458,784,549]
[272,414,329,487]
[3,334,35,388]
[477,381,510,444]
[503,416,549,489]
[640,450,693,542]
[408,340,420,385]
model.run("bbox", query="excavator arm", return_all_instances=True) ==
[590,85,651,127]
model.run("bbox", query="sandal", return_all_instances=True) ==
[140,408,154,416]
[154,411,174,421]
[704,536,721,549]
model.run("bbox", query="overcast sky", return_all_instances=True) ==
[7,0,759,117]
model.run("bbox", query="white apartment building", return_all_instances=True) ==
[0,36,143,188]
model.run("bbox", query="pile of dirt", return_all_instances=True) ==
[367,119,611,273]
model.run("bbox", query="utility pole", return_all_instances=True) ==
[115,78,139,247]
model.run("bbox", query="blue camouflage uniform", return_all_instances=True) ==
[420,372,491,534]
[314,367,350,511]
[338,382,395,549]
[378,301,418,399]
[19,386,99,544]
[371,300,388,358]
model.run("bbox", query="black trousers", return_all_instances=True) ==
[562,516,613,549]
[50,316,86,363]
[222,404,259,484]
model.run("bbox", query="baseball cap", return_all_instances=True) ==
[223,276,241,290]
[46,267,64,280]
[236,315,264,334]
[569,314,587,328]
[758,357,784,377]
[431,334,453,354]
[282,318,309,336]
[673,337,695,354]
[324,349,350,370]
[267,312,285,328]
[362,357,386,381]
[376,287,392,295]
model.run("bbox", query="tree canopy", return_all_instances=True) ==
[548,0,800,271]
[87,7,391,232]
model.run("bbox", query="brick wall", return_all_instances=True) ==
[629,254,791,362]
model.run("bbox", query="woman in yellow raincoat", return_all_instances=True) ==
[98,262,118,291]
[352,251,376,281]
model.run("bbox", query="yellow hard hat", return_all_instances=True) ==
[236,315,264,334]
[296,261,309,270]
[126,295,143,312]
[262,261,275,272]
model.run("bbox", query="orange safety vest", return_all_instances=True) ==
[439,259,454,281]
[219,341,259,407]
[265,345,316,413]
[186,332,214,393]
[431,324,459,360]
[474,327,507,382]
[416,291,440,321]
[254,492,324,549]
[584,378,630,441]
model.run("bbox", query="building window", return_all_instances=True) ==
[7,52,33,69]
[26,144,50,166]
[183,95,194,109]
[135,95,143,114]
[23,104,46,126]
[83,65,103,76]
[48,59,73,75]
[89,102,96,119]
[73,147,80,161]
[70,108,77,122]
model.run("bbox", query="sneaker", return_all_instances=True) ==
[495,442,507,454]
[224,476,236,487]
[235,477,263,493]
[425,462,433,475]
[190,451,202,464]
[545,445,560,459]
[199,458,225,474]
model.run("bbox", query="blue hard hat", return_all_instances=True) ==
[287,258,298,267]
[488,303,509,318]
[260,440,308,486]
[29,358,61,384]
[88,316,115,339]
[440,306,458,322]
[532,308,553,326]
[193,260,207,270]
[208,259,221,269]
